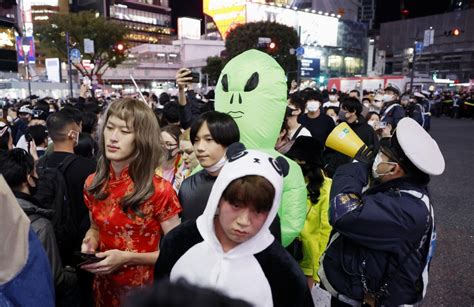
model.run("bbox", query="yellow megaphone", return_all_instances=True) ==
[325,122,366,158]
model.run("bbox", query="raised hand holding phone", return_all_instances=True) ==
[176,68,193,106]
[176,68,194,88]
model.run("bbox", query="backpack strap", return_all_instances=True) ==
[57,154,80,174]
[291,125,304,141]
[36,154,48,170]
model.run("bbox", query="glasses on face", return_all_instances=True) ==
[164,142,178,149]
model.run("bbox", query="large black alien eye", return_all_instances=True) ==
[244,72,259,92]
[221,74,229,92]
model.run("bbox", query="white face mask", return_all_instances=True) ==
[372,152,397,179]
[329,95,336,101]
[205,155,227,174]
[383,94,395,103]
[307,101,320,112]
[373,101,383,108]
[367,120,375,127]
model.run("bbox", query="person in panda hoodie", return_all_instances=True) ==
[154,144,313,307]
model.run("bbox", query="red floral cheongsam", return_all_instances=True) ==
[84,167,181,306]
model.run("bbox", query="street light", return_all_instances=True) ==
[21,37,32,98]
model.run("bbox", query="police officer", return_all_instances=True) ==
[319,117,445,306]
[379,85,405,130]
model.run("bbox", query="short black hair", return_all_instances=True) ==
[26,125,48,146]
[0,148,34,189]
[60,105,83,125]
[81,112,98,134]
[125,279,252,307]
[341,97,363,116]
[288,94,305,112]
[349,89,360,97]
[303,90,323,103]
[366,111,380,121]
[83,102,101,114]
[162,100,180,124]
[221,175,275,214]
[159,92,170,105]
[46,109,80,142]
[74,133,96,159]
[190,111,240,146]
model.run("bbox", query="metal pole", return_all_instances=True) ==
[296,26,301,91]
[25,59,31,98]
[409,40,417,94]
[66,32,73,98]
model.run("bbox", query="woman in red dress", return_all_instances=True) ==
[81,98,181,306]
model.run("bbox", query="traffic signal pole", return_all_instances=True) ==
[409,40,417,94]
[66,32,73,98]
[296,26,301,92]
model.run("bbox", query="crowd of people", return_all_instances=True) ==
[0,50,447,307]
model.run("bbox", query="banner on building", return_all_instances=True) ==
[16,36,36,64]
[178,17,201,40]
[45,58,61,82]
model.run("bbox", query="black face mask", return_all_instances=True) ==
[285,106,296,118]
[166,148,178,161]
[338,109,348,122]
[28,175,39,196]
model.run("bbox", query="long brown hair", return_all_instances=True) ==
[86,98,163,215]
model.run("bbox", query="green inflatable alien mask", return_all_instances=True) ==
[216,49,286,149]
[216,49,306,247]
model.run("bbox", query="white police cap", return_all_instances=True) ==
[396,117,445,175]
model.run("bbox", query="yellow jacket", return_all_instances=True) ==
[299,176,332,282]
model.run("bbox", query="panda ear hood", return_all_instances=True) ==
[196,149,287,258]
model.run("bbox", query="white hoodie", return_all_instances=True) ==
[170,150,286,307]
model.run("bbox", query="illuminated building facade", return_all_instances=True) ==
[71,0,173,46]
[204,0,367,78]
[0,1,19,71]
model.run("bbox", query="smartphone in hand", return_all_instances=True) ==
[75,252,105,266]
[184,71,200,83]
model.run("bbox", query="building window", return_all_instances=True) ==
[344,57,362,74]
[328,55,343,69]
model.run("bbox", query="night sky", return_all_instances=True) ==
[375,0,453,26]
[170,0,204,30]
[171,0,455,31]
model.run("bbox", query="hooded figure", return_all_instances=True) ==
[0,176,55,306]
[215,49,307,247]
[154,148,313,307]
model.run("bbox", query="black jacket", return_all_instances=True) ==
[14,191,78,300]
[320,163,432,306]
[178,169,217,222]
